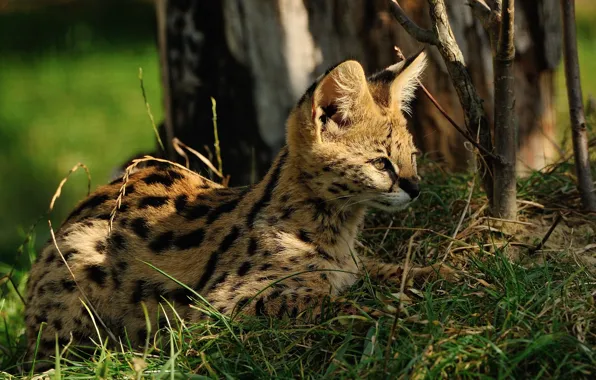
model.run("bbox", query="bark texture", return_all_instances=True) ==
[561,0,596,211]
[156,0,561,186]
[493,0,517,219]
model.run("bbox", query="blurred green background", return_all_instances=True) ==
[0,0,162,272]
[0,0,594,273]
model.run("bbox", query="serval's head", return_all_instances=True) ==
[287,51,427,212]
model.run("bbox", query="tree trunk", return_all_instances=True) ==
[156,0,561,186]
[493,0,517,220]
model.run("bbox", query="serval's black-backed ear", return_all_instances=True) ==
[369,51,427,115]
[311,60,373,137]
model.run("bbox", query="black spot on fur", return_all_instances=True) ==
[320,273,328,281]
[247,149,288,227]
[309,197,332,220]
[298,229,312,243]
[237,297,250,310]
[237,261,251,276]
[44,251,56,263]
[280,206,295,219]
[131,217,150,238]
[86,265,108,286]
[165,288,193,305]
[95,213,111,221]
[149,231,174,253]
[51,319,63,331]
[174,228,205,250]
[142,170,182,187]
[276,296,288,318]
[68,194,109,219]
[220,226,240,252]
[139,196,169,209]
[260,263,272,271]
[126,184,136,195]
[108,233,126,250]
[332,182,350,192]
[209,272,228,291]
[132,280,147,303]
[255,298,265,316]
[184,203,210,220]
[174,194,188,213]
[95,240,107,254]
[117,261,129,271]
[137,328,148,343]
[206,199,240,224]
[195,226,240,291]
[111,268,122,288]
[232,281,245,292]
[316,247,333,261]
[62,279,76,292]
[247,237,258,256]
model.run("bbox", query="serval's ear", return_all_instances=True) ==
[369,51,427,115]
[311,60,374,134]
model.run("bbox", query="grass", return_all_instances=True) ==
[1,154,595,378]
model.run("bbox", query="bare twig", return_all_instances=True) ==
[418,81,499,162]
[388,0,437,45]
[46,165,118,344]
[561,0,596,211]
[468,0,501,41]
[529,213,563,255]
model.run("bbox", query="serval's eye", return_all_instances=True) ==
[370,157,392,172]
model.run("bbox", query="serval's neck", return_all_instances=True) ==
[248,146,366,248]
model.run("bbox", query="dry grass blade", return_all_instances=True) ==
[109,155,222,233]
[172,138,224,179]
[211,97,224,176]
[49,163,91,211]
[384,231,419,373]
[139,67,165,154]
[441,175,476,264]
[46,164,118,344]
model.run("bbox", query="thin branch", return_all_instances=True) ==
[468,0,501,42]
[388,0,438,45]
[418,80,500,162]
[529,213,563,255]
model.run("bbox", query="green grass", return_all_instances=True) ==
[1,159,595,378]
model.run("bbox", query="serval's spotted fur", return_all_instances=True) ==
[25,51,455,366]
